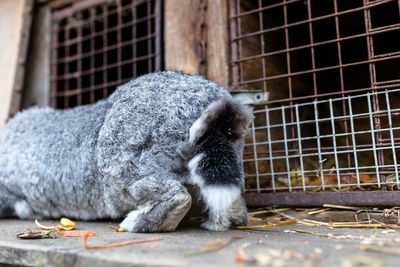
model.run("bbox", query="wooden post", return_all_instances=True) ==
[206,0,230,88]
[22,3,51,109]
[0,0,33,128]
[164,0,201,75]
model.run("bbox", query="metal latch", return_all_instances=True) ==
[230,90,269,105]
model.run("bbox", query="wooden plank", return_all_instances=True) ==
[22,4,51,109]
[245,191,400,207]
[206,0,230,88]
[164,0,201,75]
[0,0,33,128]
[49,0,79,9]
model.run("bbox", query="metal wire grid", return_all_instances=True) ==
[50,0,162,109]
[229,0,400,203]
[229,0,400,103]
[244,89,400,193]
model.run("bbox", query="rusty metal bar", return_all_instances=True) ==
[231,0,392,19]
[232,25,400,64]
[154,0,161,71]
[249,83,400,106]
[52,0,149,20]
[231,0,393,35]
[229,0,239,88]
[236,53,400,86]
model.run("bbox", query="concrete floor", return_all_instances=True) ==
[0,218,399,267]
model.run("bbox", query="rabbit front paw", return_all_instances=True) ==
[200,218,230,231]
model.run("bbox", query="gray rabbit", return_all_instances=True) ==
[0,71,251,232]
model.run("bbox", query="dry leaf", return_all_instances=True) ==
[17,229,57,239]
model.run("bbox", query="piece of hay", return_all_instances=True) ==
[307,208,332,215]
[236,220,297,230]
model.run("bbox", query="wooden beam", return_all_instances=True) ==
[206,0,230,88]
[49,0,79,9]
[0,0,33,128]
[164,0,201,75]
[22,3,51,109]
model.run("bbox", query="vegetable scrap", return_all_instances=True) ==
[108,225,126,232]
[16,229,57,239]
[185,236,244,256]
[33,218,95,237]
[235,249,246,262]
[56,228,95,237]
[35,217,76,230]
[19,218,163,250]
[83,231,163,249]
[150,243,160,248]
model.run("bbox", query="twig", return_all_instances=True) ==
[83,232,162,249]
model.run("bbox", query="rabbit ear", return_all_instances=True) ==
[188,96,253,145]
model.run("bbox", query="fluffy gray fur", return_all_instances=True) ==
[0,71,250,232]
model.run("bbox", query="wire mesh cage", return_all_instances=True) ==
[229,0,400,205]
[50,0,162,109]
[246,89,400,192]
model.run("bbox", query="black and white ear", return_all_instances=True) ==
[186,96,253,146]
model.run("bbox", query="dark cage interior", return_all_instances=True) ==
[50,0,162,109]
[230,0,400,202]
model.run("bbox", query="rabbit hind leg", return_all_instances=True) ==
[120,183,192,233]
